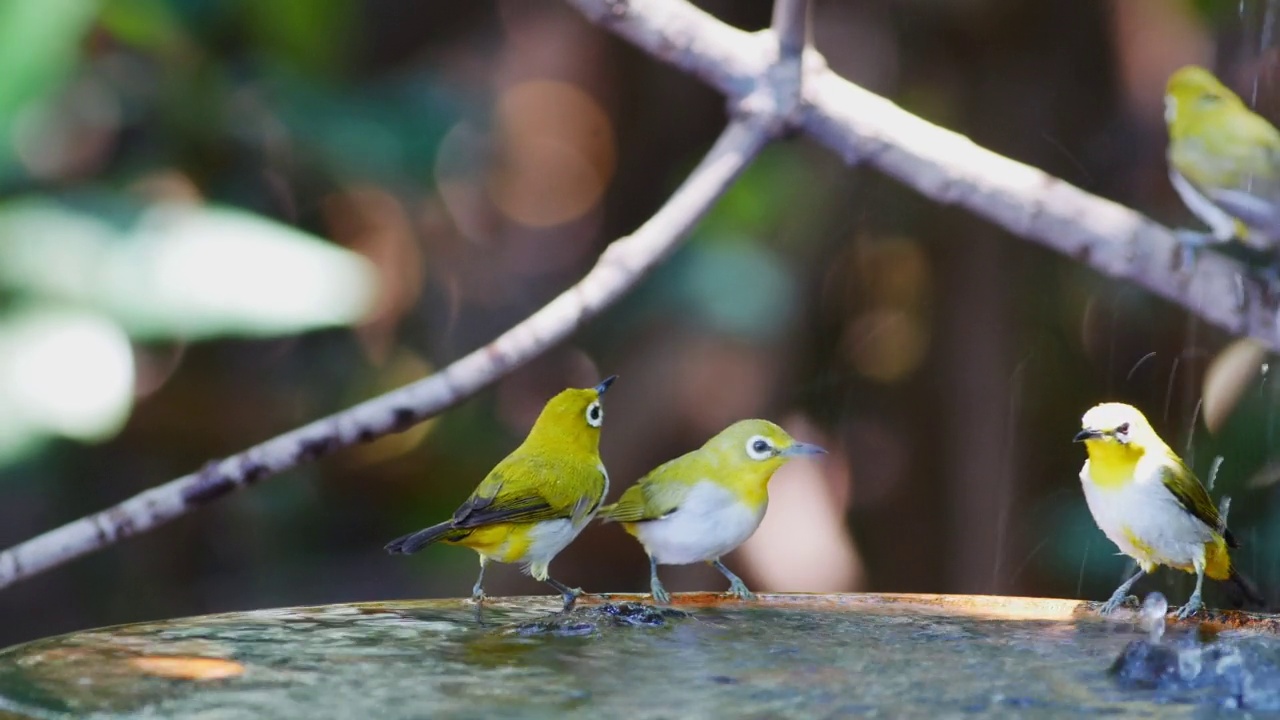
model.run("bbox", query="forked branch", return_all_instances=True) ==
[569,0,1280,350]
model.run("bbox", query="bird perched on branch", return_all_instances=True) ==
[598,419,825,604]
[1164,65,1280,255]
[385,375,616,612]
[1074,402,1262,619]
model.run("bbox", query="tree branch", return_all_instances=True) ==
[568,0,1280,352]
[0,117,775,590]
[771,0,809,61]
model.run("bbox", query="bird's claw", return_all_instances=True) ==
[470,590,487,605]
[1173,230,1210,274]
[1174,598,1204,620]
[1256,264,1280,302]
[1098,592,1137,615]
[727,578,756,601]
[559,587,584,613]
[651,580,671,606]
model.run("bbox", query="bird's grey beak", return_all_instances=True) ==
[1073,428,1101,443]
[782,442,827,457]
[594,375,618,396]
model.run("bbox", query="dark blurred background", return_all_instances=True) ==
[1,0,1279,647]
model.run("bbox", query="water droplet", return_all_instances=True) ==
[1209,456,1225,492]
[1178,648,1203,679]
[1142,592,1167,643]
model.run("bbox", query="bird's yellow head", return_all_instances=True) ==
[701,419,826,488]
[521,375,616,456]
[1074,402,1168,469]
[1164,65,1246,140]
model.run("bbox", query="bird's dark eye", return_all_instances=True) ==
[1116,423,1130,434]
[745,435,773,459]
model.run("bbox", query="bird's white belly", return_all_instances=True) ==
[634,481,765,566]
[514,462,608,567]
[1080,461,1214,571]
[519,519,583,566]
[1170,168,1239,242]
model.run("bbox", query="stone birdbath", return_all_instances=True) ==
[2,593,1280,718]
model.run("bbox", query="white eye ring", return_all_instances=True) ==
[745,435,773,461]
[585,400,603,428]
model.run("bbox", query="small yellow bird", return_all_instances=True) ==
[598,419,825,604]
[1164,66,1280,251]
[385,376,616,611]
[1074,402,1261,618]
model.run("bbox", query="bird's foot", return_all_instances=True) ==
[1173,230,1212,274]
[1256,264,1280,302]
[727,577,756,601]
[1174,595,1204,620]
[470,588,487,605]
[1099,592,1138,615]
[650,579,671,606]
[558,587,583,614]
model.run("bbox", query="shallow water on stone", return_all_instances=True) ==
[0,593,1273,719]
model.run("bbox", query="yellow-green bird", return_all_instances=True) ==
[385,375,616,611]
[1074,402,1262,619]
[598,419,825,604]
[1165,65,1280,250]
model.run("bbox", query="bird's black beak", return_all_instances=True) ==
[594,375,618,396]
[1073,428,1102,443]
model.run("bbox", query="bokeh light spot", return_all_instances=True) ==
[487,80,614,228]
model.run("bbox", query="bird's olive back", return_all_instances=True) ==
[1165,66,1249,139]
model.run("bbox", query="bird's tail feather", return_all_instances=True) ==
[385,521,467,554]
[1225,567,1266,610]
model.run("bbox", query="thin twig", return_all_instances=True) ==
[771,0,810,61]
[569,0,1280,352]
[0,118,775,590]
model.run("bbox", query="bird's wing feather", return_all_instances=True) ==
[598,484,655,523]
[1157,459,1238,548]
[1175,112,1280,204]
[599,461,691,523]
[451,453,605,528]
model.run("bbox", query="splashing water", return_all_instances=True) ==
[1208,456,1225,492]
[1257,0,1279,104]
[1141,593,1167,644]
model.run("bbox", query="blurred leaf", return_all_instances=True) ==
[0,0,101,179]
[99,0,184,51]
[0,307,135,465]
[672,240,798,343]
[1188,0,1234,27]
[694,146,824,248]
[0,197,380,340]
[264,73,460,183]
[243,0,357,78]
